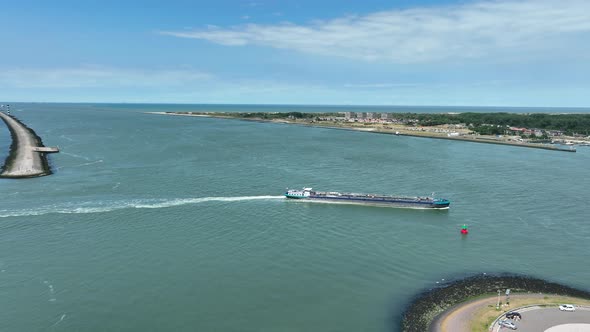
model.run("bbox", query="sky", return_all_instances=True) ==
[1,0,590,106]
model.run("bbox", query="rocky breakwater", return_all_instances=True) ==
[400,274,590,332]
[0,111,54,178]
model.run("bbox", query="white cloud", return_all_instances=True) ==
[2,73,588,106]
[129,78,588,107]
[0,66,211,88]
[160,0,590,63]
[343,83,421,88]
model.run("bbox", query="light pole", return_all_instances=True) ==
[497,289,501,310]
[506,289,511,306]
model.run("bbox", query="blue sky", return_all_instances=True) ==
[1,0,590,106]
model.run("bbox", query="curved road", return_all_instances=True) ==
[0,111,49,178]
[431,294,547,332]
[506,307,590,332]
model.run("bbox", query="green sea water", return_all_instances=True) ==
[1,103,589,331]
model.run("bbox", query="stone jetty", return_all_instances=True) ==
[0,111,57,178]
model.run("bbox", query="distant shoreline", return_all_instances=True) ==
[147,111,578,153]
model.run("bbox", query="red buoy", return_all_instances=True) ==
[460,224,469,235]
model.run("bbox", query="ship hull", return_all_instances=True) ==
[284,188,450,209]
[285,196,449,209]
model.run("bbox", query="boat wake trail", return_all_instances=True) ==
[132,195,284,209]
[0,196,285,218]
[55,159,103,170]
[51,314,66,327]
[60,151,91,161]
[43,280,56,302]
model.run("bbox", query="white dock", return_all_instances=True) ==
[32,147,60,153]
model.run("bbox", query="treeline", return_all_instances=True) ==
[399,112,590,135]
[228,112,339,119]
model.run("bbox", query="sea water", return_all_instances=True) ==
[1,103,589,331]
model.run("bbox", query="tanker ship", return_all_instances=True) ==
[285,188,450,209]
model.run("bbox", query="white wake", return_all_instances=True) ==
[0,196,285,218]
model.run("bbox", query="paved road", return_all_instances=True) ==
[431,294,547,332]
[0,111,48,177]
[510,307,590,331]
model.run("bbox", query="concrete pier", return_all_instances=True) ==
[0,111,54,178]
[32,147,60,153]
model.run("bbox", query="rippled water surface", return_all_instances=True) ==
[1,103,589,331]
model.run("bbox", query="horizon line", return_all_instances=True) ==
[2,101,590,110]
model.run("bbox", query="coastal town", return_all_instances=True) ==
[156,111,590,151]
[321,111,589,145]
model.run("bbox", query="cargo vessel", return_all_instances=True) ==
[285,188,450,209]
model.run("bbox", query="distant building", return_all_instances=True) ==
[508,127,526,132]
[381,113,392,120]
[366,112,375,119]
[356,112,365,119]
[344,112,354,119]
